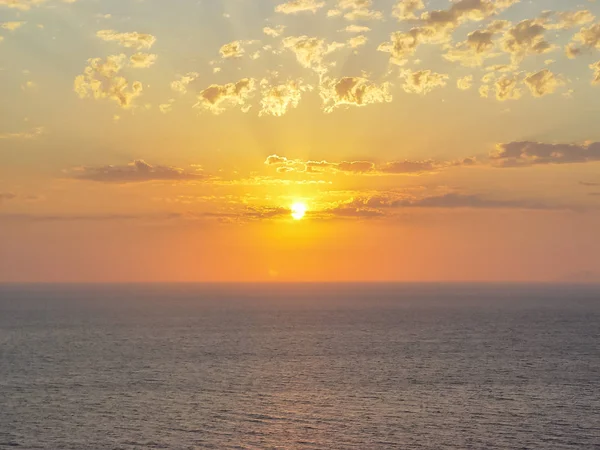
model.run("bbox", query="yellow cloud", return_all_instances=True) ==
[1,21,26,30]
[96,30,156,50]
[219,40,244,59]
[457,75,473,90]
[392,0,424,21]
[591,61,600,86]
[275,0,324,14]
[194,78,256,115]
[320,76,392,113]
[259,79,308,117]
[74,54,143,108]
[171,72,199,94]
[524,69,564,97]
[129,52,157,68]
[401,69,448,94]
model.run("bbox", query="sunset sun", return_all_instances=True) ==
[291,202,307,220]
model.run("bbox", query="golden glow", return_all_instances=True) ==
[291,202,307,220]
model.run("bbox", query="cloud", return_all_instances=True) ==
[265,154,474,175]
[0,213,182,223]
[401,69,448,94]
[129,52,157,68]
[96,30,156,50]
[334,0,383,21]
[282,35,345,74]
[320,76,392,113]
[259,79,309,117]
[171,72,199,94]
[523,69,564,97]
[502,18,555,63]
[392,0,424,21]
[275,0,324,14]
[552,10,595,29]
[322,190,565,218]
[377,29,428,66]
[1,21,26,31]
[194,78,256,114]
[492,141,600,167]
[494,74,521,101]
[0,0,78,10]
[591,61,600,85]
[378,0,515,66]
[444,20,509,67]
[566,23,600,57]
[457,75,473,90]
[344,25,370,33]
[0,192,16,203]
[263,25,285,37]
[395,192,560,210]
[347,191,562,211]
[0,126,43,139]
[347,35,367,48]
[580,181,600,187]
[70,160,209,183]
[219,40,244,59]
[74,54,143,108]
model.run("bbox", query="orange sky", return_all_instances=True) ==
[1,0,600,282]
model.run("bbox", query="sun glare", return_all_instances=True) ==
[291,202,307,220]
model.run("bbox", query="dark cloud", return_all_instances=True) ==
[0,213,183,222]
[71,160,210,183]
[396,193,561,210]
[0,193,17,203]
[342,192,568,212]
[492,141,600,167]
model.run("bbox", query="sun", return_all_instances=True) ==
[291,202,307,220]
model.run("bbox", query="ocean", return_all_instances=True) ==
[0,283,599,449]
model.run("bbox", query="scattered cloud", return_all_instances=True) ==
[96,30,156,50]
[219,40,245,59]
[502,18,555,63]
[492,141,600,167]
[263,25,285,37]
[1,21,26,31]
[320,76,392,113]
[74,54,143,108]
[259,79,309,117]
[0,192,16,203]
[523,69,564,97]
[171,72,199,94]
[392,0,424,21]
[129,52,157,68]
[0,126,43,139]
[334,0,383,21]
[347,35,367,48]
[401,69,448,94]
[70,160,210,184]
[567,23,600,58]
[457,75,473,90]
[591,61,600,85]
[264,154,474,175]
[194,78,256,114]
[275,0,324,14]
[343,25,370,33]
[494,74,522,101]
[282,35,345,74]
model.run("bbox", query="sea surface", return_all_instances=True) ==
[0,283,599,449]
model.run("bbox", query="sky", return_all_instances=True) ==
[1,0,600,282]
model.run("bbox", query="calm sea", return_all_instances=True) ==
[0,284,599,449]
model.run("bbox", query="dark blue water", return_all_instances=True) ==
[1,284,599,449]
